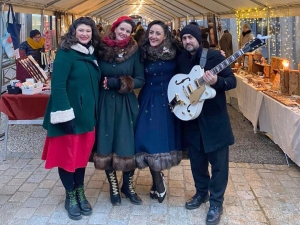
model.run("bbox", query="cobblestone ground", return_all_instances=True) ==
[1,152,300,225]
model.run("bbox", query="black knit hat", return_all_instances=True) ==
[180,24,202,45]
[29,29,41,38]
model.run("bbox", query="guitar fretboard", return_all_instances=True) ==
[197,49,244,85]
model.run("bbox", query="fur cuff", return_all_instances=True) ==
[93,153,112,170]
[136,150,182,171]
[113,154,136,172]
[118,76,134,94]
[93,153,136,172]
[50,108,75,124]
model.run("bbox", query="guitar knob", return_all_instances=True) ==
[205,91,208,95]
[182,112,185,115]
[189,113,193,117]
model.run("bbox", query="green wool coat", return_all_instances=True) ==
[93,39,145,171]
[43,44,101,137]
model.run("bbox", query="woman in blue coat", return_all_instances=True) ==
[135,20,182,203]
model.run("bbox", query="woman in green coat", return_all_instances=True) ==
[42,17,101,220]
[93,16,145,206]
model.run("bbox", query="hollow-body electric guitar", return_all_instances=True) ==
[168,38,265,121]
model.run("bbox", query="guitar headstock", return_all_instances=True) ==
[242,38,266,53]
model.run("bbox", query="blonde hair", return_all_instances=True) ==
[243,23,251,29]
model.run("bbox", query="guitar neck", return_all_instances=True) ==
[198,49,244,85]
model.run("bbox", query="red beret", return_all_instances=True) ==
[111,16,133,32]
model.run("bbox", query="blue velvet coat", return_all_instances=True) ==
[135,58,182,171]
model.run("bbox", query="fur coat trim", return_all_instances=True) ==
[93,153,136,172]
[50,108,75,124]
[145,40,176,61]
[99,36,138,63]
[135,150,182,171]
[118,76,134,93]
[71,43,94,55]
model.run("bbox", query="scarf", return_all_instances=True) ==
[145,40,176,61]
[27,37,45,49]
[242,30,252,37]
[102,33,130,47]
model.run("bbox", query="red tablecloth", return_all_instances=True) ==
[0,93,49,120]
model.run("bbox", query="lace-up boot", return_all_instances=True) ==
[121,170,142,205]
[65,189,82,220]
[75,185,92,216]
[105,169,121,205]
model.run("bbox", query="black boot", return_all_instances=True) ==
[65,189,82,220]
[121,170,142,205]
[149,169,157,199]
[105,169,121,206]
[75,186,92,216]
[154,172,166,203]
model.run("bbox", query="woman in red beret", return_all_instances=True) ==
[92,16,145,206]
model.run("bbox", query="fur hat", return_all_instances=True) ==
[180,23,202,45]
[29,29,41,38]
[111,16,133,32]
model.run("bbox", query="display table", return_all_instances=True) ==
[227,74,264,132]
[0,93,49,160]
[259,94,300,166]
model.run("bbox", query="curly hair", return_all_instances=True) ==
[140,20,181,61]
[60,17,101,55]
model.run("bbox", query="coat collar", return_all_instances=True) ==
[71,43,94,55]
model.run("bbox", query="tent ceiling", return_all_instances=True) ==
[2,0,300,22]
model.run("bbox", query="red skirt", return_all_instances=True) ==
[42,130,95,172]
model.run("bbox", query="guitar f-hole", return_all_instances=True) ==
[187,104,191,113]
[175,77,191,85]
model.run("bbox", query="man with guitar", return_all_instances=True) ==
[177,23,236,225]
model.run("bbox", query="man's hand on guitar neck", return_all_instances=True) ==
[203,70,218,85]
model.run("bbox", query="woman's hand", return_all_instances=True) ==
[103,77,109,90]
[220,50,226,57]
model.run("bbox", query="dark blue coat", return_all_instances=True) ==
[135,58,182,171]
[177,48,236,153]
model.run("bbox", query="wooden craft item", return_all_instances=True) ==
[263,65,271,78]
[288,70,299,95]
[263,91,297,107]
[279,70,289,94]
[271,72,280,91]
[271,56,287,70]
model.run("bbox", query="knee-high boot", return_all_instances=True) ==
[105,169,121,206]
[121,170,142,205]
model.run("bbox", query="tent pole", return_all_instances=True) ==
[267,8,271,64]
[0,2,5,94]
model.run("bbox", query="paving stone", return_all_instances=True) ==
[8,178,26,186]
[108,205,132,219]
[85,188,100,198]
[19,183,38,192]
[4,168,21,176]
[241,200,261,211]
[148,214,168,225]
[48,211,69,224]
[7,219,29,225]
[128,215,148,225]
[86,180,103,189]
[233,183,251,191]
[38,179,56,189]
[27,174,46,183]
[23,197,44,207]
[107,219,127,225]
[225,205,245,215]
[169,187,185,197]
[1,185,19,195]
[22,164,40,172]
[168,180,184,188]
[9,191,31,203]
[252,188,272,198]
[168,196,185,207]
[245,210,268,223]
[14,207,36,219]
[34,204,56,216]
[31,188,51,198]
[27,216,49,225]
[15,171,32,179]
[0,195,10,205]
[88,212,109,224]
[236,190,255,200]
[150,202,168,215]
[0,175,13,184]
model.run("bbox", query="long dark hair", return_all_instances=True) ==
[60,17,101,54]
[140,20,181,60]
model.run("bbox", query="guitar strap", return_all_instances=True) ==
[199,48,208,69]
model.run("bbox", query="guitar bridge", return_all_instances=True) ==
[169,94,186,111]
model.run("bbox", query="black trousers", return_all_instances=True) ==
[185,124,229,207]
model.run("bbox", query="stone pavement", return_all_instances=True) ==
[1,152,300,225]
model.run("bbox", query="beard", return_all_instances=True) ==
[185,44,197,53]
